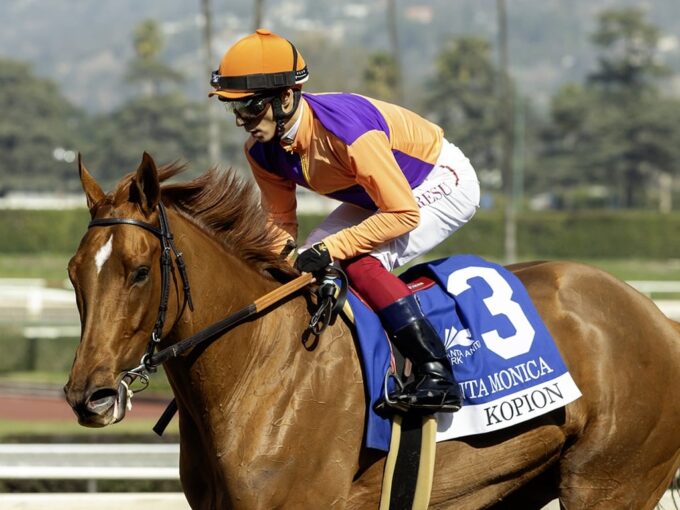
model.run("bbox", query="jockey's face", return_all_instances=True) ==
[228,89,296,143]
[234,100,277,142]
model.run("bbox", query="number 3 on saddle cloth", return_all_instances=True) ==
[349,254,582,452]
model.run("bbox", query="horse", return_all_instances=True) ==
[65,152,680,509]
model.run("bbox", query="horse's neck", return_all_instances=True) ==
[163,213,366,500]
[163,210,294,398]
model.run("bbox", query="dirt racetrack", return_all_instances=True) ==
[0,382,171,424]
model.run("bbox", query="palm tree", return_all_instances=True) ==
[386,0,403,104]
[201,0,221,165]
[254,0,265,30]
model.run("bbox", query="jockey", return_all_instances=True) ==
[210,29,480,413]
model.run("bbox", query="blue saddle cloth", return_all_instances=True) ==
[350,254,581,452]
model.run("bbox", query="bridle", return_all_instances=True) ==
[85,202,334,427]
[89,202,194,371]
[87,202,199,422]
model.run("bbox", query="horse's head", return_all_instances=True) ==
[65,152,179,427]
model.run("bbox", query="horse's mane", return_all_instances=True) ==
[114,163,297,280]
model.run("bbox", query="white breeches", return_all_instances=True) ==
[303,139,480,270]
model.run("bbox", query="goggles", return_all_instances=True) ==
[220,94,275,119]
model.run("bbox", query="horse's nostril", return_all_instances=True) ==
[86,388,118,415]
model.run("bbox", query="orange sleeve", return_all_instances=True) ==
[244,145,299,254]
[322,130,420,260]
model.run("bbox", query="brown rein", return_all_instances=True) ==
[147,270,314,367]
[145,271,315,435]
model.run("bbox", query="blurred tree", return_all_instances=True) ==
[84,93,206,185]
[201,0,221,166]
[0,58,85,191]
[362,52,399,102]
[589,7,673,207]
[539,84,607,206]
[422,36,502,174]
[589,7,670,94]
[80,17,239,188]
[124,19,184,97]
[133,18,163,59]
[295,33,366,93]
[541,8,678,209]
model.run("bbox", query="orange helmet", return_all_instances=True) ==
[209,28,309,100]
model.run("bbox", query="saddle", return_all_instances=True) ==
[336,254,584,509]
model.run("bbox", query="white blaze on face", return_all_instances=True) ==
[94,234,114,275]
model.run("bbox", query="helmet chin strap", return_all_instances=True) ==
[271,89,302,138]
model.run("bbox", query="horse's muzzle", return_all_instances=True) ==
[64,382,130,427]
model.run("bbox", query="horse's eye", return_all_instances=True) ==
[132,266,150,284]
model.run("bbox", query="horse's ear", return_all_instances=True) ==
[78,153,105,217]
[130,152,160,214]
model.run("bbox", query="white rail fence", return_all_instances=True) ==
[626,280,680,296]
[627,280,680,320]
[0,444,676,510]
[0,443,188,509]
[0,443,179,490]
[0,492,189,510]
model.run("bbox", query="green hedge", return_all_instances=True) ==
[0,331,79,372]
[2,208,678,259]
[301,210,680,260]
[1,209,89,254]
[515,211,680,259]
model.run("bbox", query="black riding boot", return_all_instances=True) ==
[378,295,462,413]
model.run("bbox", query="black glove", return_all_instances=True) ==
[295,242,332,274]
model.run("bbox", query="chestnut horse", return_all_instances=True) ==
[65,153,680,509]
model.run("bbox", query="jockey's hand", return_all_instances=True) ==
[295,242,332,275]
